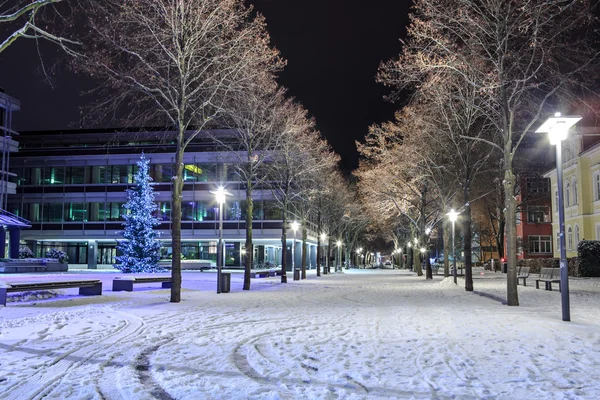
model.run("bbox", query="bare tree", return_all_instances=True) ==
[71,0,284,302]
[0,0,77,54]
[379,0,599,305]
[215,81,286,290]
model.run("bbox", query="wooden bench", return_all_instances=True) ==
[0,280,102,306]
[112,276,172,292]
[517,266,531,286]
[535,268,561,291]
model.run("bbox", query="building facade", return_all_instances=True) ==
[7,128,319,269]
[543,127,600,258]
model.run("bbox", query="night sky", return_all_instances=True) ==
[0,1,411,170]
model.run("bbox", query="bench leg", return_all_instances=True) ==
[546,281,551,291]
[113,280,134,292]
[161,281,172,289]
[536,280,540,289]
[80,282,103,296]
[0,288,6,306]
[523,278,527,287]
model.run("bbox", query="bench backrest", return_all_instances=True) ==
[551,267,561,279]
[518,267,530,277]
[539,268,554,279]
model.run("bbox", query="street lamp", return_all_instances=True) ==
[447,208,459,285]
[536,112,581,322]
[292,221,300,280]
[336,240,342,271]
[210,186,232,294]
[356,248,362,268]
[320,233,327,274]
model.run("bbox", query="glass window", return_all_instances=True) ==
[575,225,580,246]
[153,164,173,183]
[24,167,42,185]
[89,166,107,184]
[87,202,106,221]
[227,200,242,220]
[596,224,600,240]
[527,205,549,223]
[573,178,578,205]
[43,166,65,185]
[65,203,88,222]
[567,226,573,250]
[196,163,217,182]
[555,190,558,211]
[66,167,86,184]
[529,236,552,254]
[566,182,570,207]
[103,202,124,221]
[157,202,171,221]
[596,173,600,201]
[182,202,195,221]
[264,201,282,220]
[43,203,64,222]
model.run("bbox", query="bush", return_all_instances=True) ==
[19,246,34,259]
[46,248,69,264]
[577,240,600,277]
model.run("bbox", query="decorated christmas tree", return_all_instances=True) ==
[115,154,163,273]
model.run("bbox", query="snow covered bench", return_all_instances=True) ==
[535,268,561,291]
[517,267,531,286]
[0,280,102,306]
[250,271,270,278]
[112,276,172,292]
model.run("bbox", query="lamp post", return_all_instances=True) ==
[292,221,300,280]
[356,247,362,268]
[320,233,327,274]
[336,240,342,271]
[447,209,459,285]
[210,186,232,294]
[536,113,581,322]
[398,248,403,269]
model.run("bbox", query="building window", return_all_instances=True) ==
[527,205,550,223]
[595,173,600,201]
[556,232,560,251]
[575,225,580,247]
[596,224,600,240]
[529,236,552,254]
[573,178,578,205]
[555,190,558,211]
[567,226,573,250]
[566,182,570,207]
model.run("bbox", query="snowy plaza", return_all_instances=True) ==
[1,269,600,400]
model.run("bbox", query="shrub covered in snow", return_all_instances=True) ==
[46,248,69,264]
[18,246,35,259]
[578,240,600,277]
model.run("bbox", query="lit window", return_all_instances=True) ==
[527,205,549,223]
[529,236,552,254]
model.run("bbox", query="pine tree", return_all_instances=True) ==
[115,154,163,273]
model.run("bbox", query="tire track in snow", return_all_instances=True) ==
[1,309,145,400]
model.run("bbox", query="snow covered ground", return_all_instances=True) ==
[1,268,600,400]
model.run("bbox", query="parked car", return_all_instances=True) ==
[383,260,393,268]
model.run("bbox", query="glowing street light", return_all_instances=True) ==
[536,112,581,322]
[210,186,232,294]
[447,208,459,285]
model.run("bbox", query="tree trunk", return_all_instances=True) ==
[280,203,288,283]
[504,163,519,306]
[413,245,422,275]
[243,179,253,290]
[170,129,184,303]
[443,218,450,277]
[316,210,321,277]
[464,181,473,291]
[301,223,307,279]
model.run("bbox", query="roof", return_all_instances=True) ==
[0,210,30,228]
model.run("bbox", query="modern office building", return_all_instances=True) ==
[0,91,31,258]
[544,126,600,257]
[7,128,319,269]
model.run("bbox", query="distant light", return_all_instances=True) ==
[425,228,431,235]
[447,208,459,222]
[535,114,582,145]
[320,233,327,241]
[210,186,232,204]
[337,240,342,247]
[291,221,300,232]
[420,248,425,253]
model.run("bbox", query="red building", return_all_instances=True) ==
[513,176,554,259]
